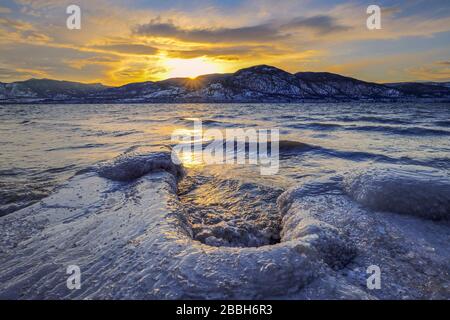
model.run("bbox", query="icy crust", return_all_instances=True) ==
[278,177,357,270]
[277,169,450,299]
[0,152,346,299]
[1,155,449,299]
[343,166,450,220]
[0,173,334,299]
[96,151,184,182]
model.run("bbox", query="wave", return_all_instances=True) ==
[0,168,30,177]
[178,117,253,128]
[313,147,439,167]
[287,121,450,136]
[434,120,450,127]
[19,120,35,125]
[172,136,449,170]
[36,164,78,175]
[80,129,141,138]
[46,143,107,152]
[112,130,141,137]
[172,139,316,156]
[314,148,450,171]
[336,116,410,125]
[314,148,399,162]
[278,140,316,153]
[287,122,343,130]
[345,125,450,136]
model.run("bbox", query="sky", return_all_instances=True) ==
[0,0,449,85]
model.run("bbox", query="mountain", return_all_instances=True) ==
[1,65,449,103]
[295,72,402,100]
[384,82,450,99]
[0,79,107,103]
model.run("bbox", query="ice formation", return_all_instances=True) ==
[0,153,449,299]
[343,166,450,220]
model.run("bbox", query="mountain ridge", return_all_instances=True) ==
[1,65,449,103]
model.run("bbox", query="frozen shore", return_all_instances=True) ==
[0,152,449,299]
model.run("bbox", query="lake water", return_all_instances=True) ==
[1,102,449,217]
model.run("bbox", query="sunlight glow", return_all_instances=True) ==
[164,57,223,79]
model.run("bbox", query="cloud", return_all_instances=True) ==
[134,18,284,43]
[133,14,350,43]
[89,44,158,55]
[0,17,51,43]
[0,42,116,83]
[111,63,167,83]
[407,62,450,81]
[165,45,287,60]
[0,66,45,80]
[281,15,351,35]
[64,56,120,69]
[0,6,11,13]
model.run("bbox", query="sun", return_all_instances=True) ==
[164,57,224,79]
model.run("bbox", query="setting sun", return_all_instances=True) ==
[164,57,224,79]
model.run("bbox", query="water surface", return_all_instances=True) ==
[1,103,449,216]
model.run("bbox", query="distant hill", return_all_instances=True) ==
[0,79,107,103]
[384,82,450,99]
[1,65,449,103]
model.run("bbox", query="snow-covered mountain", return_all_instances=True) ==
[1,65,449,103]
[0,79,107,103]
[384,81,450,99]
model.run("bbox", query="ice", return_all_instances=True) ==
[344,166,450,220]
[96,151,184,182]
[0,153,323,299]
[278,169,450,299]
[0,154,449,299]
[178,170,283,247]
